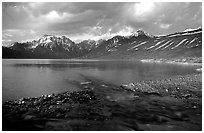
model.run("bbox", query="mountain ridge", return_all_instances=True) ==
[2,28,202,61]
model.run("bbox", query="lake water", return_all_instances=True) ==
[2,59,200,102]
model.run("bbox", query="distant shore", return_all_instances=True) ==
[2,57,202,67]
[3,73,202,131]
[140,58,202,67]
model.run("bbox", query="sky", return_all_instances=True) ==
[2,2,202,46]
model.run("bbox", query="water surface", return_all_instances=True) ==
[2,59,199,102]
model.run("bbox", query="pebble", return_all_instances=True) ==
[47,94,52,97]
[101,84,108,87]
[121,83,136,91]
[184,94,191,98]
[134,95,139,98]
[2,75,201,130]
[106,96,111,100]
[174,112,182,118]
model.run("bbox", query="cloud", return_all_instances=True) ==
[132,2,156,21]
[134,2,155,16]
[3,33,13,38]
[2,2,202,45]
[70,25,134,43]
[159,23,172,29]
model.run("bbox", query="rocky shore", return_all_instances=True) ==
[3,74,202,131]
[140,57,202,66]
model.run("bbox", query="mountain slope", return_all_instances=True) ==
[84,28,202,61]
[3,35,98,59]
[2,28,202,61]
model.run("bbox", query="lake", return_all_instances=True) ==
[2,59,200,102]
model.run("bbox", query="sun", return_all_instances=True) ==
[134,2,155,17]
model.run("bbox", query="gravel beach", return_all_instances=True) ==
[2,73,202,131]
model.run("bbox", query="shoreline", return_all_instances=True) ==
[140,58,202,66]
[2,58,202,68]
[140,58,202,73]
[3,73,202,131]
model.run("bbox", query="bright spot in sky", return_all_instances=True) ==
[134,2,155,17]
[46,11,60,20]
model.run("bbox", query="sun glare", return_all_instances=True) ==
[134,2,155,17]
[46,11,60,20]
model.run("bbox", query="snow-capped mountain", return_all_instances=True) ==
[130,30,155,38]
[183,27,201,32]
[37,34,75,50]
[4,34,99,58]
[158,27,202,38]
[84,28,202,59]
[10,34,75,51]
[3,28,202,60]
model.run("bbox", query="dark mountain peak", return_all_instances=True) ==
[136,29,145,35]
[112,35,126,40]
[9,42,26,51]
[108,35,124,43]
[113,35,123,38]
[77,39,98,50]
[97,39,106,44]
[10,42,19,45]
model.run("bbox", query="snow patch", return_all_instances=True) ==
[154,39,173,50]
[187,38,198,45]
[127,42,147,51]
[130,41,137,44]
[183,40,189,45]
[146,40,165,50]
[135,48,138,51]
[182,31,202,36]
[161,42,174,50]
[171,39,188,49]
[108,49,117,52]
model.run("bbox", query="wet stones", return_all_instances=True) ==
[120,74,201,100]
[2,74,202,131]
[172,112,189,121]
[3,89,100,122]
[70,90,97,103]
[120,83,136,92]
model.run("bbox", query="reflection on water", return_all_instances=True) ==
[2,59,199,102]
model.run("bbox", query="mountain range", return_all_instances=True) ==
[2,28,202,61]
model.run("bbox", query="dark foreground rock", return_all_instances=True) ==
[3,74,202,131]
